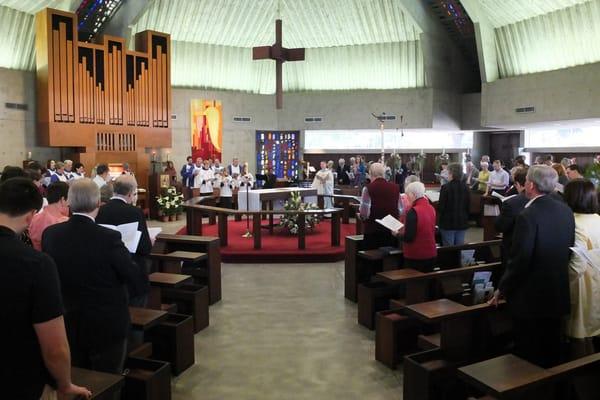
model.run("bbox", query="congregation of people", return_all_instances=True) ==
[354,153,600,371]
[1,159,153,399]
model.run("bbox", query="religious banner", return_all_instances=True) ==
[256,131,299,178]
[190,99,222,160]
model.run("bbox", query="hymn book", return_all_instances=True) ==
[491,191,516,202]
[375,215,404,233]
[99,221,142,253]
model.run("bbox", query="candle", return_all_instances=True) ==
[27,151,32,160]
[166,152,170,162]
[152,151,156,161]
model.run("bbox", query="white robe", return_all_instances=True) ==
[194,167,215,194]
[218,175,233,197]
[312,168,334,208]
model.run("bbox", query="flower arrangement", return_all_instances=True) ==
[279,191,321,235]
[156,186,184,218]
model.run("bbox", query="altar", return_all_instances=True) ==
[237,187,318,212]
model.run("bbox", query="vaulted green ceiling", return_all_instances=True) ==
[474,0,600,78]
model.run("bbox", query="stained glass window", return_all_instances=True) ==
[256,131,300,178]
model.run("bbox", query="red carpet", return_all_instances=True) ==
[178,218,355,263]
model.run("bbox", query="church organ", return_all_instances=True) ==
[35,8,172,190]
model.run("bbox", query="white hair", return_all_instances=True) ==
[68,178,100,213]
[527,165,558,194]
[369,162,385,178]
[405,181,425,199]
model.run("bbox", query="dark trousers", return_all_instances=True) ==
[362,231,397,250]
[513,317,563,368]
[404,257,436,273]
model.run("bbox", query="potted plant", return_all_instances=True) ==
[156,187,184,222]
[279,191,321,235]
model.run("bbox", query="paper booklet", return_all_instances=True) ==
[99,221,141,253]
[491,191,516,202]
[570,247,600,272]
[375,215,404,233]
[425,191,440,203]
[148,227,162,243]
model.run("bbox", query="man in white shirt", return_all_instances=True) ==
[93,164,110,188]
[487,160,510,195]
[194,159,215,195]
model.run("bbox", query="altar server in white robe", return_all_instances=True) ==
[217,170,234,208]
[313,161,334,209]
[239,162,255,190]
[194,159,215,195]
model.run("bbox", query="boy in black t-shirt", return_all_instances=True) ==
[0,178,91,399]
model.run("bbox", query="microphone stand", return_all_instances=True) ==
[242,175,252,238]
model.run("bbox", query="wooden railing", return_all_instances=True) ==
[183,197,343,250]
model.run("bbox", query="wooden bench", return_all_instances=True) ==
[123,357,171,400]
[376,262,503,305]
[344,234,364,302]
[458,353,600,400]
[345,238,502,303]
[147,272,193,310]
[153,234,221,304]
[402,299,510,400]
[149,251,208,274]
[130,307,169,332]
[72,367,124,400]
[360,260,502,330]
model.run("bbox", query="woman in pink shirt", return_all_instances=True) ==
[29,182,69,251]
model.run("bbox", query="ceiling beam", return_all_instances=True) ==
[460,0,499,83]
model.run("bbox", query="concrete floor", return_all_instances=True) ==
[148,220,483,400]
[170,261,403,400]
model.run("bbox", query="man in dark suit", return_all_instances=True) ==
[494,168,529,266]
[96,174,151,307]
[336,158,351,185]
[491,165,575,368]
[42,178,144,375]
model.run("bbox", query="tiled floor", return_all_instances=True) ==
[147,220,483,399]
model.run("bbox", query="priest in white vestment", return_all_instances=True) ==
[312,161,334,209]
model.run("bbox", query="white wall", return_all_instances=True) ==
[481,62,600,128]
[0,68,60,167]
[169,87,434,172]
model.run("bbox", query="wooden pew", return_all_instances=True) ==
[72,367,124,400]
[346,239,502,304]
[344,234,363,302]
[402,299,510,400]
[458,353,600,400]
[374,263,504,368]
[147,272,193,310]
[353,240,503,329]
[153,234,221,304]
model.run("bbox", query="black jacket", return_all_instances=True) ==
[336,165,351,185]
[42,215,143,348]
[438,179,470,230]
[499,195,574,318]
[494,193,529,256]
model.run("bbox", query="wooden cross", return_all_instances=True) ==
[253,19,305,109]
